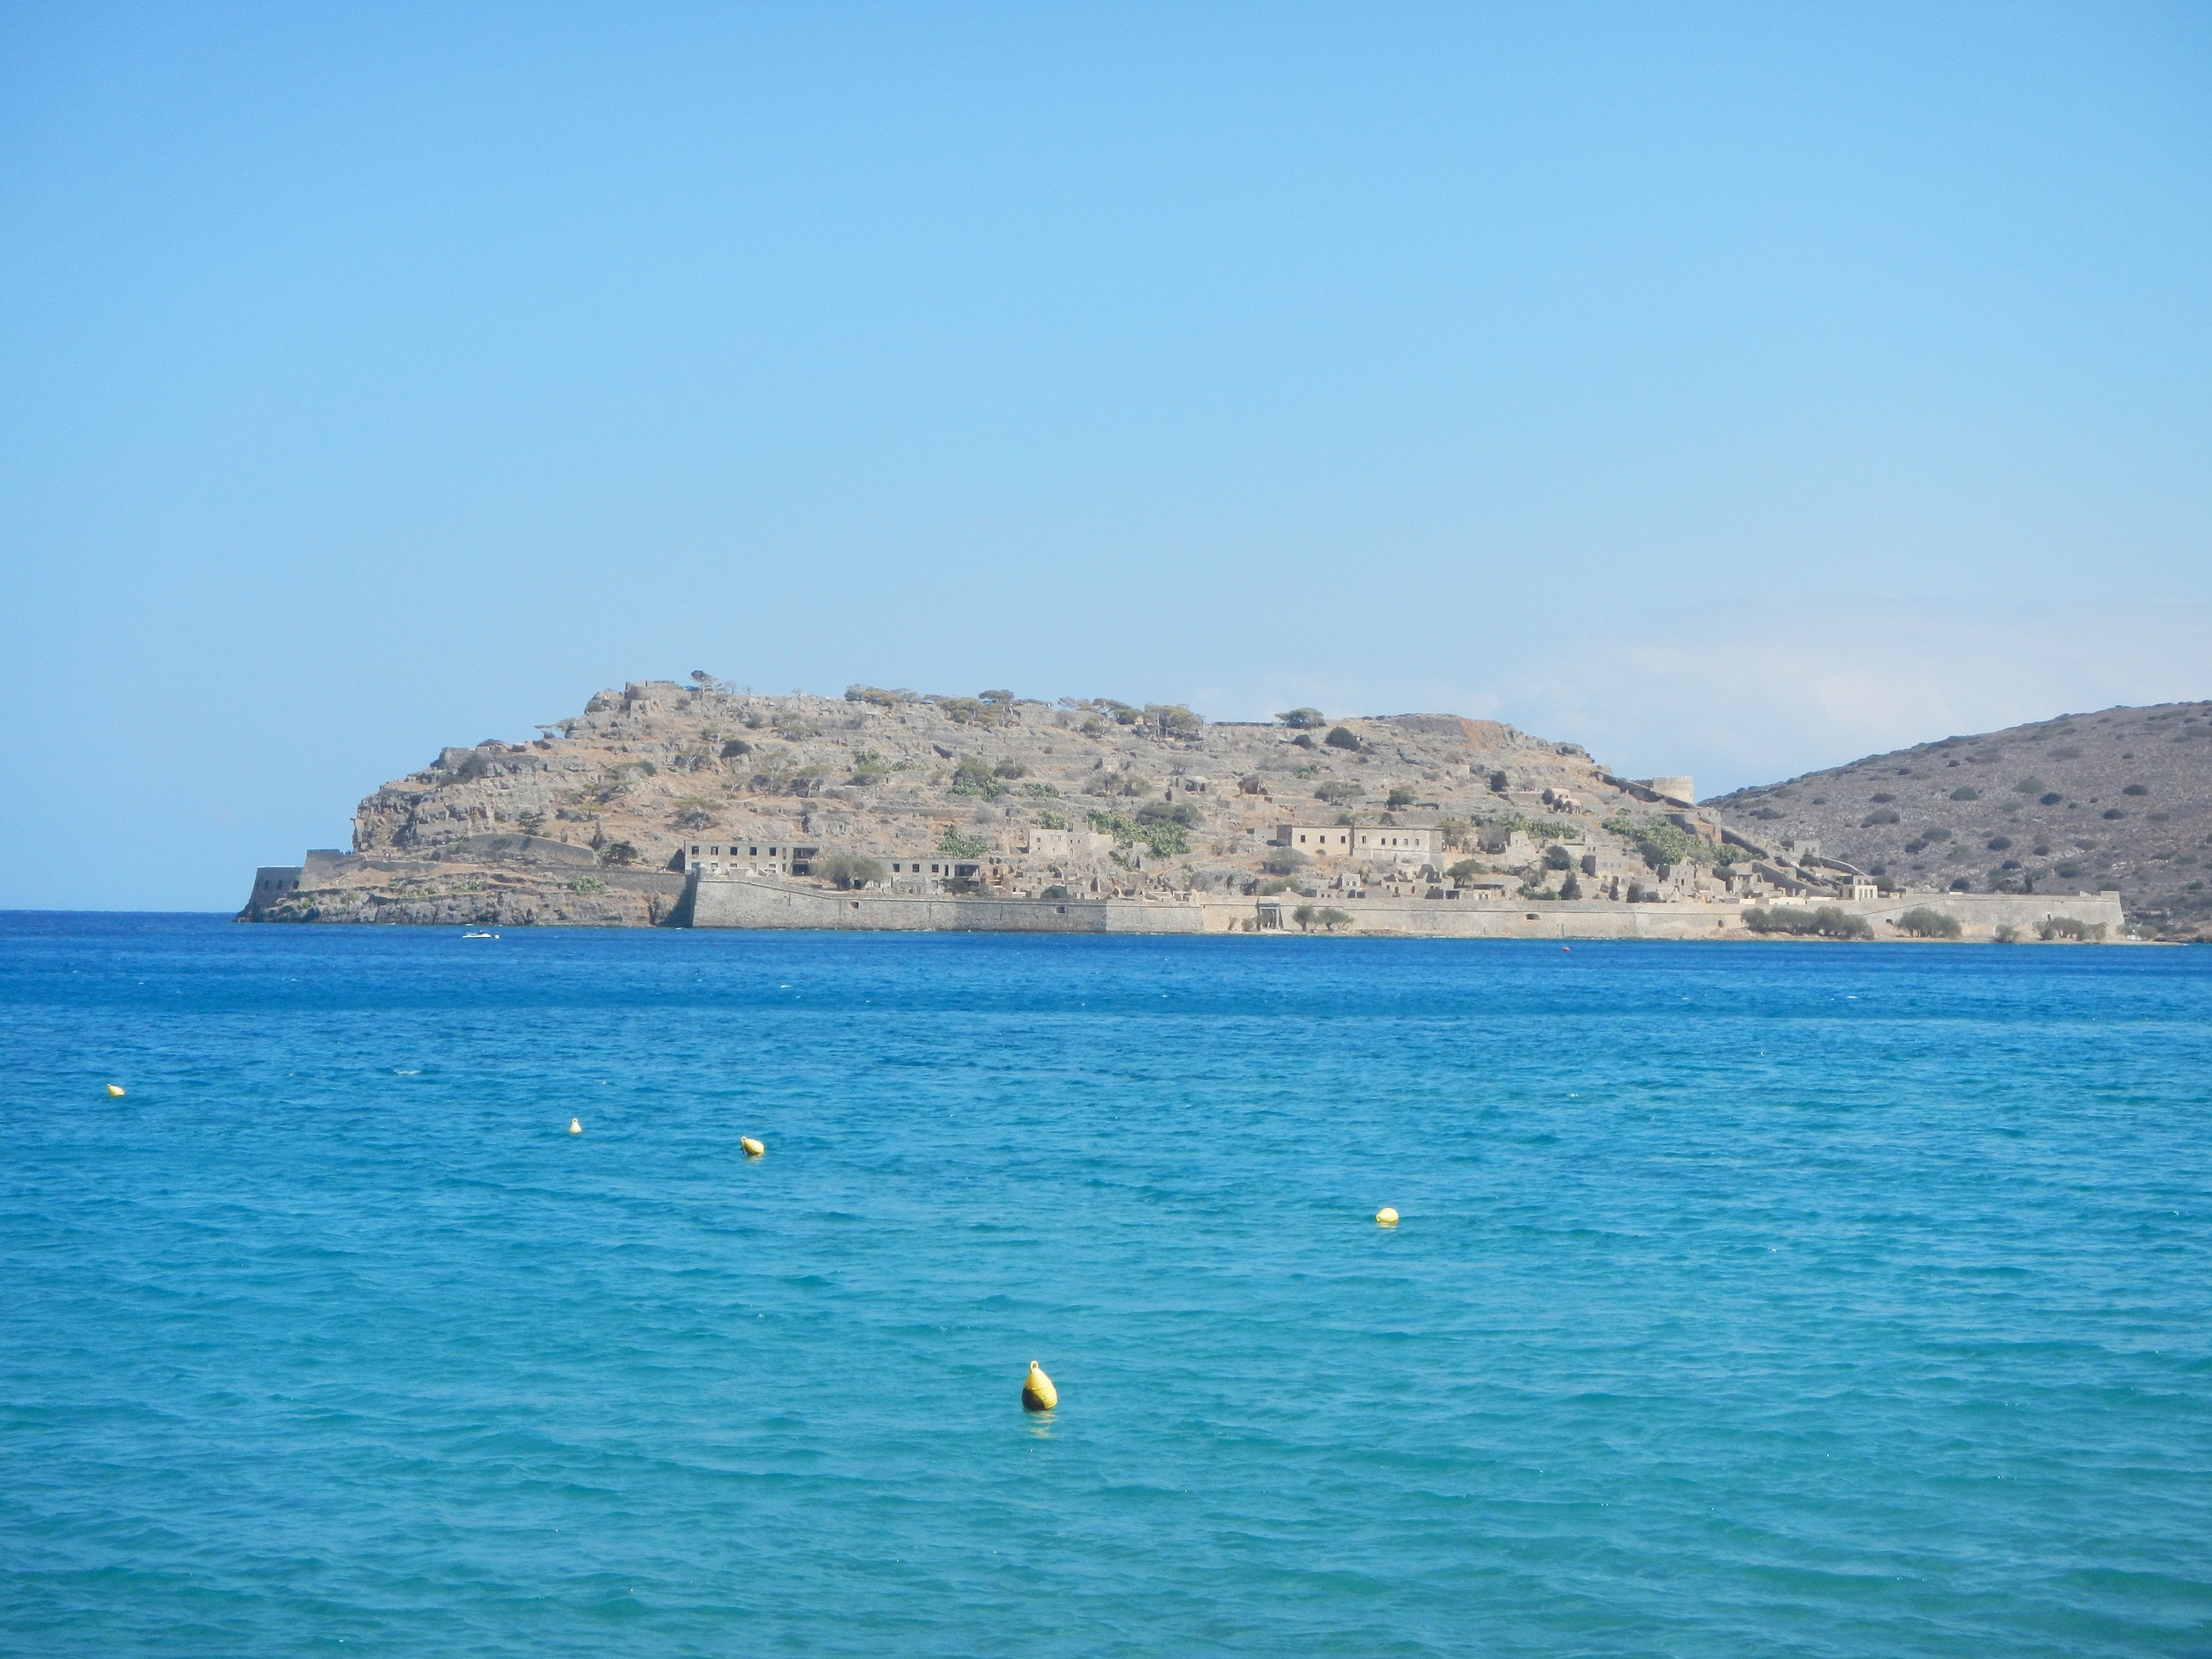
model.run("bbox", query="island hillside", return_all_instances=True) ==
[242,680,1708,926]
[237,679,2179,939]
[1706,700,2212,941]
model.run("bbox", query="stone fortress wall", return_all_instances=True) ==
[686,873,2125,942]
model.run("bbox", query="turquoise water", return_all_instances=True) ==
[4,914,2210,1657]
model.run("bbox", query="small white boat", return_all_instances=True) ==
[463,931,495,939]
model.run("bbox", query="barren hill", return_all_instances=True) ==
[250,679,1664,926]
[1707,701,2212,940]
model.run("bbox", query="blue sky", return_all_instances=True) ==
[3,1,2208,910]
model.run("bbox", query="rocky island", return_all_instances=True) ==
[239,678,2166,941]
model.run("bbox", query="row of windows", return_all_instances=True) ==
[691,844,782,857]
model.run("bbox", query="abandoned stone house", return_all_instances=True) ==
[680,839,813,877]
[1275,823,1354,857]
[1352,826,1443,865]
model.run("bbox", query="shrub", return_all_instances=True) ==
[1145,703,1204,737]
[598,841,641,866]
[1238,773,1265,794]
[2039,791,2062,805]
[1278,708,1326,729]
[1744,904,1871,939]
[1993,925,2022,944]
[818,854,887,890]
[1742,905,1812,933]
[1544,843,1575,871]
[1039,885,1072,902]
[672,796,719,830]
[569,875,607,895]
[1324,726,1363,750]
[1136,800,1201,828]
[1950,787,1980,801]
[1870,793,1896,804]
[2123,783,2149,796]
[2038,916,2107,941]
[939,828,992,858]
[1253,876,1295,895]
[1986,835,2012,851]
[721,738,753,759]
[1948,877,1973,891]
[1259,848,1310,877]
[1893,906,1961,939]
[1386,787,1417,809]
[1631,821,1704,869]
[1558,872,1582,900]
[1862,810,1901,826]
[950,777,1006,801]
[2013,776,2046,795]
[993,759,1029,780]
[845,685,904,707]
[2102,809,2126,820]
[1315,780,1362,803]
[1445,858,1487,886]
[1137,820,1190,857]
[1922,827,1952,842]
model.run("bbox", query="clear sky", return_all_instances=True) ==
[3,1,2208,910]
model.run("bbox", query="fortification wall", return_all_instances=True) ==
[1194,891,2125,941]
[685,878,2126,941]
[686,878,1205,933]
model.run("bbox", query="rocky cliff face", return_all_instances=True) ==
[1706,701,2212,940]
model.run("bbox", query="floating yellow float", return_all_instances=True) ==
[741,1137,765,1157]
[569,1118,582,1134]
[105,1084,126,1098]
[1022,1360,1057,1411]
[1375,1207,1400,1226]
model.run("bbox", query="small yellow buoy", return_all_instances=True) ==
[569,1118,582,1134]
[105,1084,126,1098]
[1022,1360,1057,1411]
[1375,1207,1400,1226]
[741,1136,764,1157]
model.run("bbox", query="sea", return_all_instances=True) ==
[4,911,2209,1657]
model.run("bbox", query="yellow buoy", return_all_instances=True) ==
[1375,1207,1400,1226]
[569,1118,582,1134]
[741,1136,765,1157]
[105,1084,126,1098]
[1022,1360,1057,1411]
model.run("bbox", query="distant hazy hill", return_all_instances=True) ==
[1708,702,2212,940]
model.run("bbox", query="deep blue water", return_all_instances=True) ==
[4,913,2210,1657]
